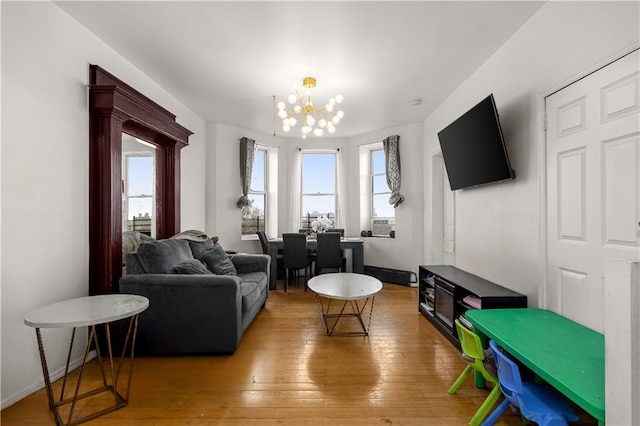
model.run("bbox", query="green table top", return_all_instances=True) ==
[466,308,604,422]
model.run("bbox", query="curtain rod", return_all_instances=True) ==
[297,147,340,152]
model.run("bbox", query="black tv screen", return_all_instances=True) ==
[437,94,515,190]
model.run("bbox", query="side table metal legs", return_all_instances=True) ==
[313,295,376,336]
[34,314,140,426]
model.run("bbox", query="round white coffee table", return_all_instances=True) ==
[307,273,383,336]
[24,294,148,426]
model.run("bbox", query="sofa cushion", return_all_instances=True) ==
[173,259,213,275]
[188,238,214,259]
[122,231,155,266]
[199,244,237,276]
[136,239,193,274]
[239,272,266,311]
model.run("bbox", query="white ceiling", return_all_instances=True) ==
[56,1,546,138]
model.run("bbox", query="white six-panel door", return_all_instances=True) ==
[546,49,640,332]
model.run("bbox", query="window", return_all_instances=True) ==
[122,136,156,237]
[241,148,267,236]
[358,144,395,237]
[301,152,336,229]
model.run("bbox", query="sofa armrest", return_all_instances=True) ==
[231,253,271,276]
[119,274,243,354]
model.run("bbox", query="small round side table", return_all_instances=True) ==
[24,294,149,426]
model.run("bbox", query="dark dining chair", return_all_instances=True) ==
[298,229,318,270]
[282,233,312,292]
[327,228,345,237]
[256,231,283,278]
[314,232,346,275]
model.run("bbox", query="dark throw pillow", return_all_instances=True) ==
[135,239,193,274]
[173,259,213,275]
[187,238,214,259]
[199,244,237,276]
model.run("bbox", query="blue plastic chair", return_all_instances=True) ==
[482,340,580,426]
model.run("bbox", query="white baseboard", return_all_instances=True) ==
[1,350,97,410]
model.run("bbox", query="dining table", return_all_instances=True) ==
[266,236,364,290]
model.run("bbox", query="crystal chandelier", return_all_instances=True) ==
[274,77,344,138]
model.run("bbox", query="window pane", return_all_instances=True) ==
[128,156,154,195]
[302,153,335,193]
[372,194,394,218]
[251,149,265,192]
[241,194,265,235]
[371,149,386,175]
[127,198,153,221]
[373,175,390,193]
[126,197,153,235]
[302,195,335,219]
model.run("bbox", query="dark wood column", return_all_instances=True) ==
[89,65,192,295]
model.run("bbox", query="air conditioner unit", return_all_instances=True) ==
[371,218,394,237]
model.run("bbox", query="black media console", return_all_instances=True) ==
[418,265,527,348]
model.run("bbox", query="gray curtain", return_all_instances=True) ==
[236,137,256,208]
[383,135,404,208]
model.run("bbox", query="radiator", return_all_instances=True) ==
[364,266,417,287]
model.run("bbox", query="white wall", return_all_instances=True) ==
[206,121,423,277]
[206,122,354,254]
[348,124,424,275]
[422,3,638,419]
[3,0,638,414]
[207,123,256,252]
[423,1,639,306]
[1,2,206,407]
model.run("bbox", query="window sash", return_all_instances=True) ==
[300,152,337,221]
[242,148,267,235]
[369,149,394,236]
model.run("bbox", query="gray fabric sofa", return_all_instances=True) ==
[119,237,270,355]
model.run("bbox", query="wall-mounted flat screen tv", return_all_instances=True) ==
[437,94,515,190]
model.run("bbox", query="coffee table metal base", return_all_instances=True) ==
[314,294,376,336]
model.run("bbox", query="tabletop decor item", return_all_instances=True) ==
[311,216,333,234]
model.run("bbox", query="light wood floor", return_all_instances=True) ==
[2,281,598,425]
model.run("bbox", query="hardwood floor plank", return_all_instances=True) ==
[2,282,597,425]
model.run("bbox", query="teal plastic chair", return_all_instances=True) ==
[482,340,579,426]
[448,319,502,426]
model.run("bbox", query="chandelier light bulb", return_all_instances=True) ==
[332,116,341,125]
[318,119,327,128]
[305,114,315,126]
[294,105,302,113]
[288,117,297,127]
[302,126,311,135]
[277,101,286,110]
[327,123,336,134]
[278,109,288,119]
[313,128,324,137]
[335,95,344,103]
[329,97,336,105]
[282,124,291,132]
[325,103,334,113]
[287,94,297,104]
[336,110,344,118]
